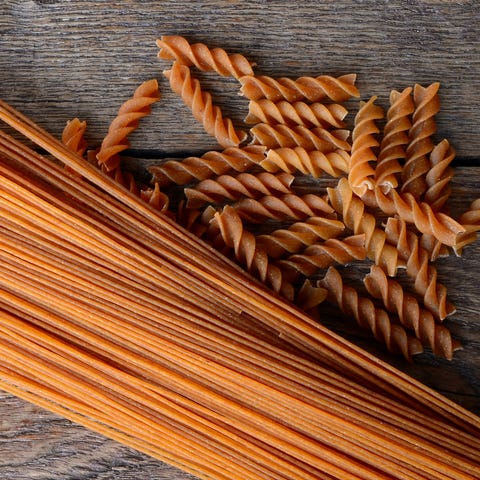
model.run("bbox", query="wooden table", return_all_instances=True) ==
[0,1,479,479]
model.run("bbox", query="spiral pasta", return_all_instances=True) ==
[375,87,414,192]
[96,79,160,172]
[364,265,461,359]
[256,217,346,259]
[148,146,265,187]
[233,193,334,223]
[184,172,294,208]
[239,73,360,102]
[327,178,401,276]
[164,62,247,148]
[401,82,441,198]
[319,267,424,361]
[250,123,351,151]
[156,35,254,79]
[62,118,88,157]
[213,205,295,300]
[424,139,455,212]
[260,147,350,178]
[454,198,480,254]
[245,99,347,128]
[277,235,367,278]
[384,217,455,320]
[347,96,384,197]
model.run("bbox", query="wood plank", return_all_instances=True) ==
[0,1,479,479]
[0,0,478,157]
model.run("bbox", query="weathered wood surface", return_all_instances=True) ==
[0,1,479,479]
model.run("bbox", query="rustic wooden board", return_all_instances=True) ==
[0,1,479,479]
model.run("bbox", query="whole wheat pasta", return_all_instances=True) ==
[0,84,480,480]
[276,235,367,279]
[295,279,328,312]
[139,182,170,213]
[61,117,88,157]
[239,73,360,102]
[327,178,402,276]
[184,171,294,208]
[454,198,480,254]
[156,35,254,79]
[261,147,350,178]
[245,99,348,128]
[148,145,265,187]
[364,265,461,359]
[232,193,334,223]
[256,217,346,259]
[424,139,455,212]
[384,217,455,320]
[375,87,415,192]
[213,205,295,300]
[401,82,441,198]
[164,62,247,148]
[96,79,160,172]
[320,267,424,362]
[250,123,351,151]
[348,96,384,197]
[373,186,465,246]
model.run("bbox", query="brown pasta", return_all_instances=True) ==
[424,139,455,212]
[156,35,254,79]
[401,82,441,198]
[454,198,480,254]
[213,205,295,300]
[375,87,414,192]
[277,235,367,279]
[384,217,455,320]
[164,61,247,148]
[61,117,88,157]
[232,193,334,223]
[245,99,347,128]
[295,279,328,312]
[250,123,351,151]
[139,182,170,213]
[184,172,294,208]
[256,217,346,259]
[261,147,350,178]
[319,267,424,362]
[96,78,161,172]
[239,73,360,102]
[347,96,384,197]
[327,178,402,276]
[364,265,461,359]
[148,145,265,187]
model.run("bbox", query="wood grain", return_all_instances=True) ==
[0,1,479,479]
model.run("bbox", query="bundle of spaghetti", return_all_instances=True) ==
[319,267,423,361]
[245,99,348,128]
[384,217,455,320]
[0,100,480,478]
[96,79,161,172]
[260,147,350,178]
[232,192,334,223]
[401,83,441,198]
[239,73,360,102]
[149,145,265,186]
[364,265,461,359]
[374,87,414,192]
[327,178,401,276]
[184,171,294,208]
[347,96,384,197]
[164,61,247,148]
[250,123,351,151]
[256,217,346,259]
[157,35,254,79]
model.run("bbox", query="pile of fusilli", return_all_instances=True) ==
[62,35,479,362]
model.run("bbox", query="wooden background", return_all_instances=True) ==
[0,1,479,479]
